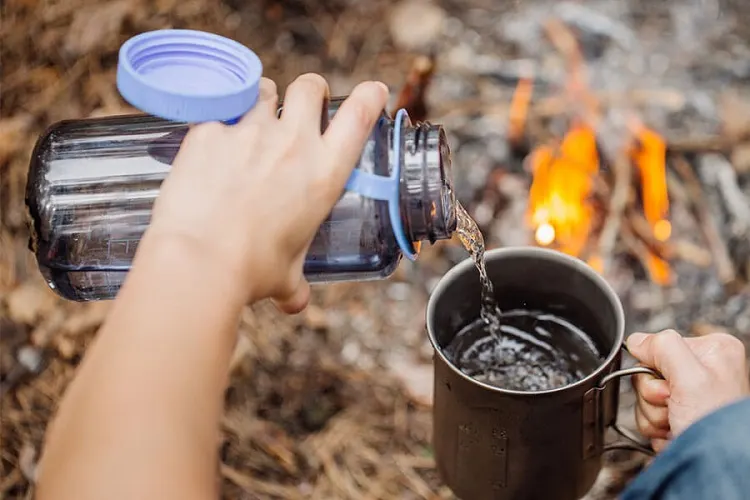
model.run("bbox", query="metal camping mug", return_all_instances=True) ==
[426,247,661,500]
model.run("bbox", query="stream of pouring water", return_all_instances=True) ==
[455,201,501,328]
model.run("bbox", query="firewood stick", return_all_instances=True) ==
[699,154,750,234]
[592,167,708,268]
[624,208,672,257]
[392,54,436,122]
[666,170,690,205]
[596,154,631,275]
[672,155,737,286]
[667,132,750,154]
[625,209,712,267]
[620,223,656,276]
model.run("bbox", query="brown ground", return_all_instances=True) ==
[2,0,750,499]
[0,1,465,498]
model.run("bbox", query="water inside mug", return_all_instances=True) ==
[442,287,606,392]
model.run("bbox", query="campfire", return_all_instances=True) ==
[510,20,681,287]
[393,11,747,297]
[523,104,673,284]
[400,17,747,296]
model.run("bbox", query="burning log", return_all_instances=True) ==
[628,120,672,285]
[629,123,670,239]
[625,208,711,268]
[592,174,711,269]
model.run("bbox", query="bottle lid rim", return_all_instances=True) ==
[117,29,262,122]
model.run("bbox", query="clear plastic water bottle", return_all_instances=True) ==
[25,29,457,301]
[26,99,457,301]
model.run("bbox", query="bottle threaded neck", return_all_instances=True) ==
[400,122,457,245]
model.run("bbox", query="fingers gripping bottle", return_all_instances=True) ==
[26,29,457,301]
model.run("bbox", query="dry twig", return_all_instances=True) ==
[220,464,302,499]
[393,455,438,499]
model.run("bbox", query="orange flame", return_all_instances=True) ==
[629,122,672,285]
[528,123,599,256]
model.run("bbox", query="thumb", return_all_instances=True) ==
[626,330,704,384]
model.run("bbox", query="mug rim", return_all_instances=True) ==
[426,246,625,396]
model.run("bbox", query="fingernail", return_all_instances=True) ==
[628,332,647,347]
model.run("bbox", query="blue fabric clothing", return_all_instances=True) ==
[621,397,750,500]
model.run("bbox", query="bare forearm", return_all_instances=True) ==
[37,234,246,500]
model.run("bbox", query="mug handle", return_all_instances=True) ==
[596,346,664,456]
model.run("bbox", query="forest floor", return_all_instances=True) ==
[2,0,750,498]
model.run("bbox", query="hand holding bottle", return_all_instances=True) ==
[146,74,389,312]
[626,330,750,452]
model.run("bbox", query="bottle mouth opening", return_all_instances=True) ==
[437,127,457,236]
[400,122,456,245]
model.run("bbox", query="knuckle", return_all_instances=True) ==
[653,329,683,352]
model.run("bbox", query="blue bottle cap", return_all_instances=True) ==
[117,29,262,123]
